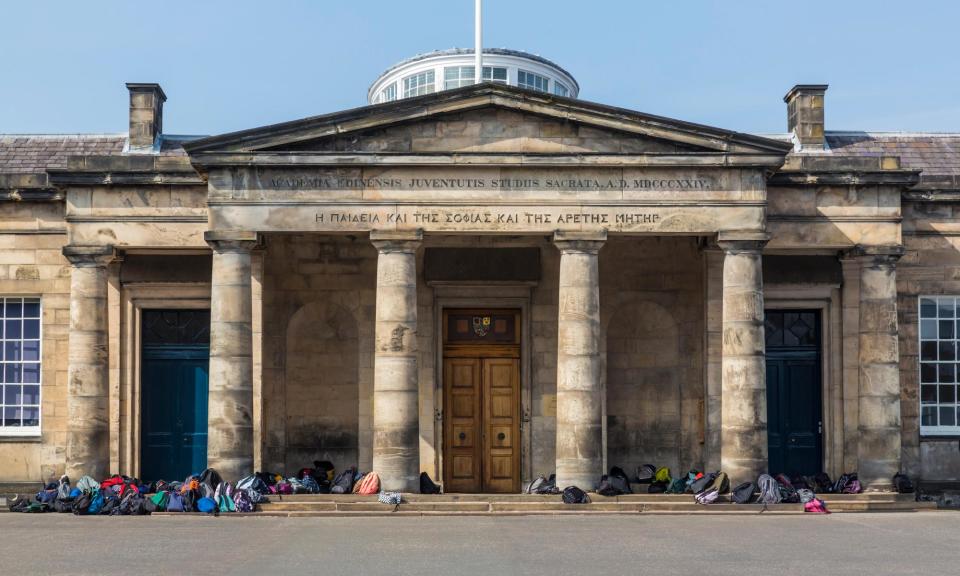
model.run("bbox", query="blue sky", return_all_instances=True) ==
[1,0,958,136]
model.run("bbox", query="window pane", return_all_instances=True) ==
[939,298,955,318]
[921,384,938,403]
[4,385,22,405]
[940,363,956,383]
[921,298,938,318]
[921,363,937,383]
[940,406,956,427]
[22,385,39,405]
[940,341,956,362]
[921,341,938,361]
[922,405,938,426]
[4,407,21,426]
[23,319,39,339]
[940,384,956,404]
[22,407,38,427]
[5,364,20,384]
[22,364,39,384]
[23,299,40,318]
[4,341,21,362]
[22,341,39,362]
[5,300,22,318]
[5,319,20,339]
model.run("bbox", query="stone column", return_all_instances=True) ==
[205,231,258,482]
[64,245,116,480]
[718,233,768,485]
[371,230,422,492]
[855,248,903,490]
[553,231,606,489]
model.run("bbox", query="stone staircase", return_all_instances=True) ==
[153,492,935,517]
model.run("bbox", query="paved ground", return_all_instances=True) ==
[0,512,957,575]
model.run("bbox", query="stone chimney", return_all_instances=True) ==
[126,83,166,152]
[784,84,828,151]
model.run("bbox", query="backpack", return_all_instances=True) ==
[654,467,671,484]
[166,491,186,512]
[215,482,237,512]
[379,491,402,506]
[525,475,547,494]
[732,481,756,504]
[843,479,862,494]
[314,461,336,482]
[233,489,254,512]
[834,473,855,493]
[56,475,72,500]
[76,475,100,494]
[690,472,718,495]
[665,478,687,494]
[196,497,217,514]
[99,490,121,515]
[119,491,148,515]
[8,494,30,512]
[238,475,271,495]
[608,467,632,494]
[797,488,816,504]
[36,483,58,505]
[836,473,862,494]
[198,468,223,496]
[71,492,92,515]
[707,472,730,494]
[648,482,668,494]
[779,482,800,503]
[87,490,105,515]
[695,488,719,504]
[287,477,310,494]
[814,472,834,493]
[596,476,618,497]
[272,481,294,495]
[893,473,914,494]
[562,486,589,504]
[300,475,321,494]
[420,471,442,494]
[757,474,781,504]
[355,472,380,495]
[150,491,170,511]
[636,464,656,484]
[537,474,560,494]
[804,497,830,514]
[54,499,74,513]
[332,467,355,493]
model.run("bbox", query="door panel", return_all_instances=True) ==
[483,358,520,493]
[443,358,482,492]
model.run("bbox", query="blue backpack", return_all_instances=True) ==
[166,492,186,512]
[87,490,105,515]
[196,497,217,514]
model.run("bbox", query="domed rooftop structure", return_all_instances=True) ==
[368,48,579,105]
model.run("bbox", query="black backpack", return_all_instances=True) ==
[72,493,92,515]
[814,472,834,493]
[636,464,656,484]
[562,486,589,504]
[608,467,632,494]
[731,481,756,504]
[118,492,148,515]
[420,472,442,494]
[99,490,120,515]
[53,498,74,513]
[647,482,667,494]
[198,468,223,495]
[689,472,717,495]
[893,473,915,494]
[596,476,618,497]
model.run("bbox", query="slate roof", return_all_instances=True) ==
[826,132,960,176]
[0,134,126,174]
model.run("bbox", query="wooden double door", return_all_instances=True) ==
[443,309,521,493]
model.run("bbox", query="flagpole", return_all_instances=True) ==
[475,0,482,84]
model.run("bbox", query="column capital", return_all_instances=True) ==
[204,230,259,253]
[62,245,116,267]
[370,229,423,253]
[552,230,607,253]
[717,231,769,254]
[840,245,904,266]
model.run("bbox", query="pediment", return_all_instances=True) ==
[185,84,791,159]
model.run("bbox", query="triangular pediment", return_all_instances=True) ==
[185,84,791,158]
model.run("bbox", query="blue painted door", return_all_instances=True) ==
[764,310,822,477]
[140,310,210,482]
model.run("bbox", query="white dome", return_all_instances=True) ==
[368,48,579,104]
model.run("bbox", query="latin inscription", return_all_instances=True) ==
[270,176,712,191]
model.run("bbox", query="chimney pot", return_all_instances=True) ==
[126,83,166,152]
[784,84,828,151]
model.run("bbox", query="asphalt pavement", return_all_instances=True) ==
[0,511,957,575]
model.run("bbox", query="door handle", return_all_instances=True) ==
[459,432,466,440]
[497,432,506,441]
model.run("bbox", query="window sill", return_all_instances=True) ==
[920,434,960,441]
[0,430,42,442]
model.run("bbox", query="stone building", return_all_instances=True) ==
[2,49,960,492]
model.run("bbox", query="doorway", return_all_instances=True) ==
[442,309,521,493]
[140,309,210,482]
[764,309,823,476]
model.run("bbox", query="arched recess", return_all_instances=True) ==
[284,301,359,472]
[606,300,682,474]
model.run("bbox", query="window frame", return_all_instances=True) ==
[517,69,550,93]
[402,70,436,98]
[553,82,569,97]
[919,295,960,436]
[377,83,397,104]
[0,296,42,437]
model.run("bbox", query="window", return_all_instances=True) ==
[518,70,549,93]
[376,83,396,103]
[920,296,960,435]
[403,70,435,98]
[443,66,509,89]
[553,82,569,97]
[1,297,41,435]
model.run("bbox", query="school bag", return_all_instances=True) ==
[835,473,862,494]
[665,478,687,494]
[99,490,121,514]
[893,473,914,494]
[596,476,618,497]
[314,460,336,482]
[757,474,781,504]
[636,464,657,484]
[526,475,547,494]
[731,481,756,504]
[300,475,321,494]
[71,492,93,515]
[648,482,668,494]
[654,467,671,484]
[355,472,381,495]
[537,474,560,494]
[149,491,169,512]
[608,467,632,494]
[87,490,105,515]
[797,488,816,504]
[562,486,590,504]
[287,477,310,494]
[814,472,834,493]
[118,491,148,515]
[165,491,186,512]
[56,475,72,500]
[77,475,100,494]
[332,467,356,493]
[198,468,223,497]
[419,471,442,494]
[689,472,717,495]
[707,471,730,494]
[36,483,58,505]
[804,497,830,514]
[215,482,237,512]
[233,489,255,512]
[54,498,74,513]
[272,481,294,495]
[196,497,217,514]
[695,488,719,505]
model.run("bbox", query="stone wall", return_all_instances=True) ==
[900,200,960,481]
[0,201,71,481]
[600,236,705,475]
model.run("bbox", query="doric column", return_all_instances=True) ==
[371,230,422,492]
[718,232,769,486]
[63,245,116,480]
[553,230,606,489]
[205,231,258,482]
[853,247,903,490]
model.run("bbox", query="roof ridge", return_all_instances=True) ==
[827,131,960,137]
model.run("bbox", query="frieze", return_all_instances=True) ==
[266,175,714,191]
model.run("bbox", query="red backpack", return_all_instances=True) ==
[354,472,381,495]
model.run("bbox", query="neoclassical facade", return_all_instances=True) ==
[2,78,960,492]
